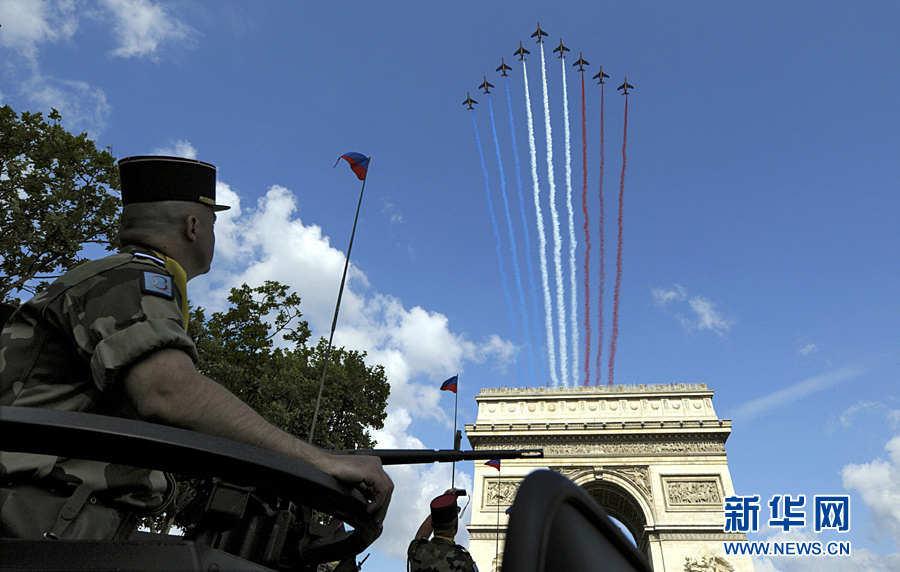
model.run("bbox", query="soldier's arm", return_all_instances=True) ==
[413,514,433,540]
[122,347,393,525]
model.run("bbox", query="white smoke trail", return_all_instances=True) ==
[523,59,558,388]
[561,55,579,388]
[540,43,567,388]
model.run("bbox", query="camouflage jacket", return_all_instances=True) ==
[0,245,199,513]
[408,536,478,572]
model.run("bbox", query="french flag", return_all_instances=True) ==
[484,459,501,471]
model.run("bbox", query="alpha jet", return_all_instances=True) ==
[514,41,530,61]
[479,76,494,94]
[617,77,634,95]
[573,52,589,72]
[496,57,512,76]
[553,39,570,59]
[463,92,478,110]
[532,22,548,43]
[593,66,610,84]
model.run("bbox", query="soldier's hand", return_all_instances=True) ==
[319,453,394,526]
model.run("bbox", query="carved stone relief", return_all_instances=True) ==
[664,477,722,507]
[484,479,520,507]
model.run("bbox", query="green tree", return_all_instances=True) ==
[190,280,389,448]
[0,105,120,302]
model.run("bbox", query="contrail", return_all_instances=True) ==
[471,111,522,384]
[608,95,628,386]
[579,69,592,386]
[595,81,606,386]
[488,94,535,385]
[540,43,567,387]
[561,56,579,388]
[505,76,546,384]
[523,59,558,387]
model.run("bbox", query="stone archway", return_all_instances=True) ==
[464,384,755,572]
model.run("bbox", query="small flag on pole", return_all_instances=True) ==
[485,459,501,471]
[440,375,458,393]
[505,506,512,515]
[335,152,370,180]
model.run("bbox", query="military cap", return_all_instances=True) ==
[118,155,230,211]
[430,494,459,527]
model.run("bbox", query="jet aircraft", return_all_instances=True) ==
[514,41,530,61]
[617,77,634,95]
[462,92,478,110]
[593,66,610,84]
[496,58,512,76]
[531,22,548,43]
[573,52,589,72]
[479,76,494,94]
[553,39,570,59]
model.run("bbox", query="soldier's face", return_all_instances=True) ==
[195,208,216,275]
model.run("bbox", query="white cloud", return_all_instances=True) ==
[0,0,78,65]
[152,140,198,159]
[799,343,818,356]
[838,400,885,429]
[730,364,867,423]
[842,435,900,547]
[651,284,686,307]
[100,0,194,60]
[684,296,734,336]
[20,71,111,136]
[652,285,733,336]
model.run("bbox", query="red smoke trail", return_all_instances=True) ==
[595,84,606,385]
[607,96,628,386]
[580,71,592,386]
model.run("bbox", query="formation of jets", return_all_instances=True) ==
[464,24,635,109]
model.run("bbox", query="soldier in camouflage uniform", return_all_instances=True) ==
[408,489,478,572]
[0,155,393,541]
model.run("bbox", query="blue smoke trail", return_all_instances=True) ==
[471,111,522,382]
[505,76,546,384]
[488,94,535,386]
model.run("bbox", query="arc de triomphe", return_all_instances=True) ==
[464,384,755,572]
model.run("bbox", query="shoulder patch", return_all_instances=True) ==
[133,252,166,267]
[141,271,174,299]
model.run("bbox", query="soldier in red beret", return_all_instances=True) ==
[408,488,478,572]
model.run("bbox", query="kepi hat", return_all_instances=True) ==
[430,494,459,528]
[118,155,230,211]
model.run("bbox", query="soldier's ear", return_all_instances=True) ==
[183,215,199,243]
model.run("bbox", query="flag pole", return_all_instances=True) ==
[451,373,459,488]
[309,158,370,444]
[495,464,501,569]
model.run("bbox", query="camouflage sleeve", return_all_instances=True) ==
[63,266,199,391]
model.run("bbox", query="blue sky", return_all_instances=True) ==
[2,1,898,570]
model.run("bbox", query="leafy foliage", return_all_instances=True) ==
[0,105,121,302]
[190,280,390,449]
